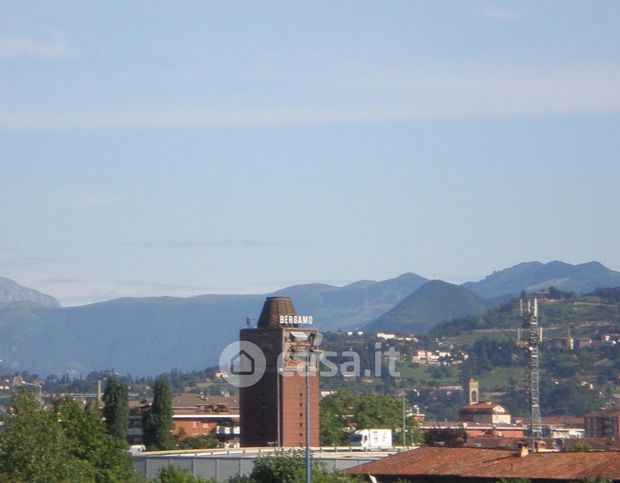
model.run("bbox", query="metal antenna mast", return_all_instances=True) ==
[521,298,542,444]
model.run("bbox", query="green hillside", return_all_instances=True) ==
[365,280,493,333]
[430,288,620,417]
[431,287,620,341]
[320,288,620,420]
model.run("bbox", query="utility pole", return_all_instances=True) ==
[305,350,310,483]
[305,333,323,483]
[276,367,282,448]
[402,392,407,448]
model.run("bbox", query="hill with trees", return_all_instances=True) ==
[364,280,493,334]
[462,260,620,298]
[316,288,620,421]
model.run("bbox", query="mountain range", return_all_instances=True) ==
[0,277,60,308]
[1,260,619,376]
[461,260,620,298]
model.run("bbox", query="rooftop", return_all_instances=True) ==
[345,446,620,481]
[422,421,523,429]
[586,407,620,418]
[460,402,505,412]
[171,393,238,410]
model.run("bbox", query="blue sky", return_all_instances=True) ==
[1,1,619,305]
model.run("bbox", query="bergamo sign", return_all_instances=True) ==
[279,315,313,325]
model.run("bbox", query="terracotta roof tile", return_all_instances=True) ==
[461,403,502,410]
[540,416,583,426]
[345,446,620,480]
[171,393,238,411]
[586,408,620,417]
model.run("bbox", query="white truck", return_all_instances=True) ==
[350,429,392,450]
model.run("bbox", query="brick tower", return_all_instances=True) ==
[239,297,320,447]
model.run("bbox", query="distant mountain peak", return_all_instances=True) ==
[0,277,60,308]
[365,279,490,334]
[462,260,620,298]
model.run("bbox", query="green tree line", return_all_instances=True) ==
[0,389,134,482]
[319,389,422,446]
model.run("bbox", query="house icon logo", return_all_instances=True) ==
[219,341,266,388]
[230,349,255,375]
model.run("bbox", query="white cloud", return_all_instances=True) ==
[0,34,69,59]
[0,63,619,130]
[124,239,298,249]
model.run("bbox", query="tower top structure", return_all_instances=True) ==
[257,296,296,328]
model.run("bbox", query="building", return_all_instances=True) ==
[170,393,239,441]
[540,416,584,439]
[575,337,592,348]
[346,330,364,336]
[345,445,620,482]
[376,332,396,340]
[459,403,512,425]
[422,421,525,439]
[458,379,512,425]
[127,401,147,445]
[239,297,321,447]
[412,349,453,365]
[126,394,240,446]
[585,408,620,438]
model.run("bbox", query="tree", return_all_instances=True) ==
[354,392,401,430]
[250,450,360,483]
[102,376,129,441]
[0,389,92,482]
[157,466,214,483]
[0,389,133,482]
[567,442,592,452]
[54,397,134,482]
[319,389,356,445]
[319,390,406,446]
[251,450,306,483]
[175,430,219,450]
[143,377,174,450]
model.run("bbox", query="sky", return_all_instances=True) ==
[1,1,619,306]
